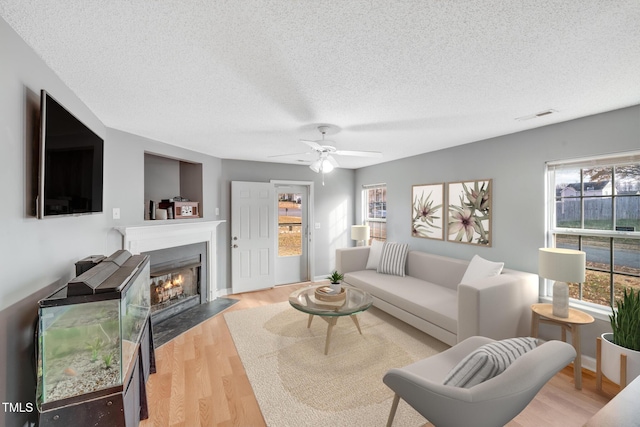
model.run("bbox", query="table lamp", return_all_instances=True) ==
[538,248,586,318]
[351,225,370,246]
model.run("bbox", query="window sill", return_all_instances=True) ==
[539,296,612,323]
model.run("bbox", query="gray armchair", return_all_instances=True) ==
[383,336,576,427]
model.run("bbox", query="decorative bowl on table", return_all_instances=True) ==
[315,286,346,302]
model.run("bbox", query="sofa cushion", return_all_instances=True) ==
[377,242,409,276]
[365,239,385,270]
[406,251,469,290]
[460,255,504,284]
[442,337,538,388]
[344,270,457,333]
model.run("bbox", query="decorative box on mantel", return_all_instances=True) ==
[159,201,199,219]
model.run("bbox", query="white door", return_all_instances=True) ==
[275,185,309,284]
[231,181,275,293]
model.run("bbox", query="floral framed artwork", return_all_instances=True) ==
[411,183,444,240]
[447,179,492,246]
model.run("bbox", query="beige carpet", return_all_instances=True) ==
[224,301,450,426]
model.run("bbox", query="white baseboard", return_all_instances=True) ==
[216,288,232,298]
[581,354,596,374]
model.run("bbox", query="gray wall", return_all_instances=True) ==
[107,128,222,228]
[144,153,181,204]
[219,159,356,288]
[2,12,639,426]
[355,105,640,361]
[1,18,109,427]
[0,18,223,427]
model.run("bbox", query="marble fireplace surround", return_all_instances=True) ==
[116,221,225,302]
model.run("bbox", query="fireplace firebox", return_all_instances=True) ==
[150,260,200,313]
[144,244,207,324]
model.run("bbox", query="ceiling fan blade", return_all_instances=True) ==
[300,139,324,151]
[334,149,383,158]
[327,155,340,168]
[267,151,312,158]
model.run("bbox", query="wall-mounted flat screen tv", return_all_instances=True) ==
[38,90,104,218]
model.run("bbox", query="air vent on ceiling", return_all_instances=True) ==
[515,109,558,121]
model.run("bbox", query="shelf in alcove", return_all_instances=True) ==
[144,152,203,220]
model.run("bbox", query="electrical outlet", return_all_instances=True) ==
[112,208,120,219]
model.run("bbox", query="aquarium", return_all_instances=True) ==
[37,251,150,407]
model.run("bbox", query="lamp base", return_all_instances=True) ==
[552,281,569,318]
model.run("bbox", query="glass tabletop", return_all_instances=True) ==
[289,285,373,317]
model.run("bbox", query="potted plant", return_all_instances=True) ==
[326,271,344,293]
[599,288,640,388]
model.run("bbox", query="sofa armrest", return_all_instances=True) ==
[336,247,370,274]
[457,272,539,342]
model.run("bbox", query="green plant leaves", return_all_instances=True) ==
[610,288,640,351]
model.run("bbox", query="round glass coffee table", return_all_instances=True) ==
[289,285,373,355]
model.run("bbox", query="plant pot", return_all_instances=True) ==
[600,332,640,386]
[329,283,342,293]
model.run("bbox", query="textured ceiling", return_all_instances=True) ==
[2,1,639,169]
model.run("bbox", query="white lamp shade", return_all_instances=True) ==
[351,225,370,242]
[321,158,334,173]
[309,158,335,173]
[309,159,321,173]
[538,248,586,283]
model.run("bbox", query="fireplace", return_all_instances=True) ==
[116,221,224,323]
[143,243,206,324]
[150,257,201,318]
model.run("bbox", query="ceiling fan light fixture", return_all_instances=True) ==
[309,157,335,174]
[309,159,322,173]
[321,158,334,173]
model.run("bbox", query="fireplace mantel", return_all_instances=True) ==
[116,221,225,301]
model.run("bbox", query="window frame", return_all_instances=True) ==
[546,152,640,313]
[362,183,387,242]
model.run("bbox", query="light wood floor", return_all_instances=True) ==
[140,283,617,427]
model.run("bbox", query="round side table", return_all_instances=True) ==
[530,303,594,390]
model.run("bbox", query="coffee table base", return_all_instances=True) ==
[308,314,363,355]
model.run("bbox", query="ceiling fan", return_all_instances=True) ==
[299,125,382,174]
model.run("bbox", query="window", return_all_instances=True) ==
[547,153,640,308]
[278,192,302,256]
[363,184,386,242]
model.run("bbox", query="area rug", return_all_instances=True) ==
[224,302,450,426]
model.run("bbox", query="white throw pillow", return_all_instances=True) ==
[443,337,538,388]
[460,255,504,284]
[377,242,409,277]
[365,239,385,270]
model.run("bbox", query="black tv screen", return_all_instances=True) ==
[38,91,104,217]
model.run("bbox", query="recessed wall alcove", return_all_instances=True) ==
[144,152,203,220]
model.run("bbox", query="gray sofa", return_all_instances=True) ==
[336,246,539,346]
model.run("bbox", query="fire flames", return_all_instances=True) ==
[153,274,184,304]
